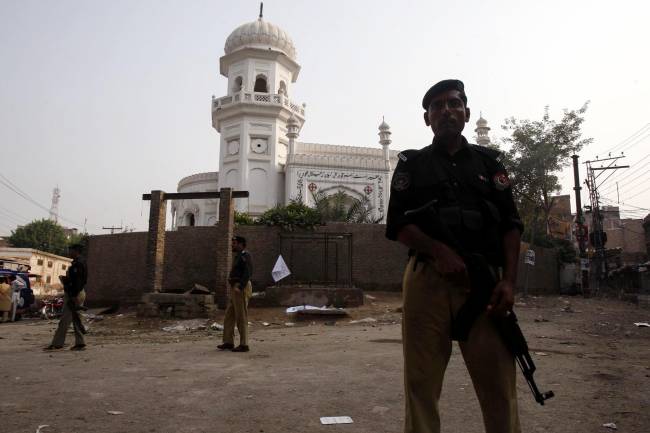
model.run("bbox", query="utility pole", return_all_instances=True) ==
[102,226,123,234]
[572,155,589,295]
[583,154,629,292]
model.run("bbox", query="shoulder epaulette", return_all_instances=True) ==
[396,149,421,164]
[472,144,504,163]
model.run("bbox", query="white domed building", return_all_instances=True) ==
[171,8,492,228]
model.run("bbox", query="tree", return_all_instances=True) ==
[256,201,322,231]
[311,190,381,224]
[500,103,593,241]
[9,219,69,256]
[234,211,255,226]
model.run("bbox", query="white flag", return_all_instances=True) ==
[271,255,291,282]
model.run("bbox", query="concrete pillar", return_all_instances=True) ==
[145,190,166,293]
[215,188,235,308]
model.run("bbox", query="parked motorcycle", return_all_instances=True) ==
[41,297,64,319]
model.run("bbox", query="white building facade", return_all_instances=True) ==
[171,10,491,227]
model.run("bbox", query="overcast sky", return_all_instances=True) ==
[1,0,649,235]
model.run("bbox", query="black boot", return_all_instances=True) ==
[231,345,249,352]
[217,343,234,350]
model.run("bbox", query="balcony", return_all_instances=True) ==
[212,91,305,117]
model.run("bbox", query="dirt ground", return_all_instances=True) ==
[1,293,649,433]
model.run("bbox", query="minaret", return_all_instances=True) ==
[211,7,304,215]
[378,117,392,170]
[286,113,299,161]
[475,113,491,146]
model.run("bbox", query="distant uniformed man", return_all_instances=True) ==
[45,243,88,351]
[386,80,524,433]
[218,236,253,353]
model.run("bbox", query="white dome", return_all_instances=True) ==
[224,18,297,60]
[476,116,488,127]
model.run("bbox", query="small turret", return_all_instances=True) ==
[378,117,391,168]
[475,112,491,146]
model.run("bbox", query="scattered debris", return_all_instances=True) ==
[562,304,575,313]
[162,324,188,333]
[534,352,549,356]
[633,322,649,327]
[350,317,377,324]
[107,411,124,415]
[365,294,377,301]
[284,322,295,327]
[210,322,224,331]
[324,321,337,326]
[320,416,353,425]
[83,313,104,321]
[245,395,254,399]
[162,319,208,332]
[286,305,347,316]
[35,425,50,433]
[602,422,617,430]
[303,333,318,336]
[251,291,265,298]
[534,317,549,323]
[262,322,270,327]
[514,302,527,307]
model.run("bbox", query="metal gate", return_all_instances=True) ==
[278,232,353,287]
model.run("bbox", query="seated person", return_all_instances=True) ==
[0,276,12,322]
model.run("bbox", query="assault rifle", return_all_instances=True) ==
[404,199,554,405]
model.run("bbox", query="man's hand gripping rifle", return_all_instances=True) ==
[404,199,554,405]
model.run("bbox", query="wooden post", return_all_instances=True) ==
[145,190,166,293]
[215,188,235,308]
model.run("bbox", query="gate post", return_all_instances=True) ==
[145,190,166,293]
[215,188,235,309]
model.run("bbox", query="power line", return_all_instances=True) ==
[0,205,32,222]
[601,123,650,155]
[599,154,650,194]
[0,174,85,228]
[625,184,650,201]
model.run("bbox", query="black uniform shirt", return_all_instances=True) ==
[385,136,522,263]
[64,257,87,297]
[229,251,253,288]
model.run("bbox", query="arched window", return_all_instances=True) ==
[278,80,287,96]
[232,76,243,93]
[254,75,268,93]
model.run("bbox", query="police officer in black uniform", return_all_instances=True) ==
[45,243,88,351]
[386,80,523,433]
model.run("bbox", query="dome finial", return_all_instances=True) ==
[259,2,264,19]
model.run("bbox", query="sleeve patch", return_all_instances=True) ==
[493,172,511,191]
[398,152,408,162]
[392,171,411,191]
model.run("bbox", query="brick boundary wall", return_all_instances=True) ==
[85,224,558,305]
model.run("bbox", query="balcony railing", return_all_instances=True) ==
[212,91,305,117]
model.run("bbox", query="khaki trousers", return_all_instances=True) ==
[402,257,520,433]
[52,291,86,347]
[222,282,252,346]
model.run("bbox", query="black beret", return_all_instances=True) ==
[422,79,466,110]
[232,235,246,245]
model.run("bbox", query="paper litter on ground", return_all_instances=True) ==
[320,416,353,425]
[633,322,649,327]
[285,305,347,316]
